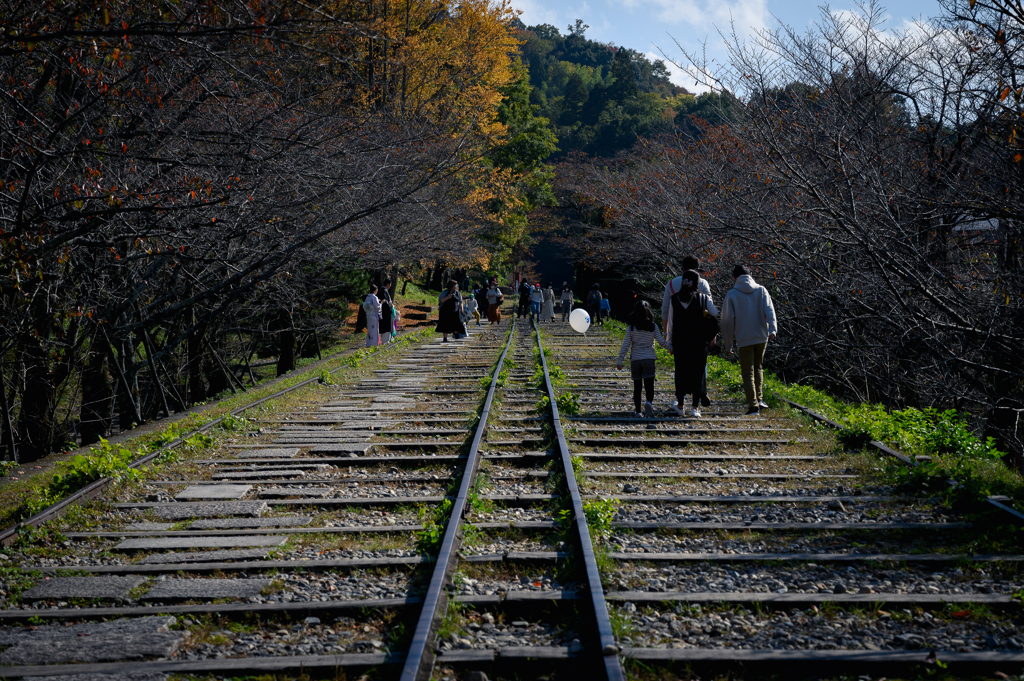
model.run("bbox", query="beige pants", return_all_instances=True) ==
[738,342,767,407]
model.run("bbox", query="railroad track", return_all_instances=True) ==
[1,309,1022,681]
[0,309,619,681]
[542,323,1024,679]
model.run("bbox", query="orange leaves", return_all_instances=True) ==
[1001,86,1011,102]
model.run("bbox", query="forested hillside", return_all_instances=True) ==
[516,20,737,156]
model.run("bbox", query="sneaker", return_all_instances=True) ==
[633,412,644,419]
[700,395,711,407]
[758,400,770,409]
[691,407,701,418]
[745,406,760,416]
[644,401,655,419]
[671,400,684,417]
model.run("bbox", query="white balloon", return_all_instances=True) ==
[569,308,591,333]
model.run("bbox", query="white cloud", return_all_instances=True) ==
[512,0,567,28]
[638,0,769,36]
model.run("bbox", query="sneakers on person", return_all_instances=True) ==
[633,412,644,419]
[745,406,760,416]
[691,406,701,418]
[700,395,711,407]
[758,400,770,409]
[644,401,655,419]
[671,400,684,417]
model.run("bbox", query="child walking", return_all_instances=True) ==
[615,300,673,418]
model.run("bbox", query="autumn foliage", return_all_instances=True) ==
[0,0,529,460]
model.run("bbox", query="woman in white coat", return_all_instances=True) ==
[364,284,382,347]
[541,282,555,322]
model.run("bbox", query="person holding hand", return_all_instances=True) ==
[720,265,778,416]
[616,300,672,419]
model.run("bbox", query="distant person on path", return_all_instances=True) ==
[586,284,603,325]
[379,278,395,345]
[542,282,555,322]
[485,278,504,324]
[529,283,544,323]
[518,280,531,319]
[466,293,481,326]
[599,293,610,325]
[665,270,719,418]
[437,280,467,342]
[720,265,778,416]
[661,255,712,333]
[560,282,573,322]
[363,284,382,347]
[616,300,673,419]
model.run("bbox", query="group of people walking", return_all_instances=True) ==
[366,259,778,418]
[517,280,578,323]
[515,281,557,322]
[617,256,778,417]
[436,276,508,341]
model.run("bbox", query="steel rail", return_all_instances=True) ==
[533,320,625,681]
[778,396,1024,524]
[0,340,406,547]
[400,315,517,681]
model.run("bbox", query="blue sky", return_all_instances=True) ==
[512,0,944,92]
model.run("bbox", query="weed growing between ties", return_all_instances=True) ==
[435,595,472,642]
[415,499,454,553]
[536,392,581,416]
[569,455,585,483]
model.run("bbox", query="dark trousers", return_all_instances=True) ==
[673,343,708,405]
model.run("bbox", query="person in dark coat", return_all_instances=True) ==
[436,280,466,342]
[586,283,603,325]
[665,270,719,418]
[518,280,531,319]
[379,277,395,344]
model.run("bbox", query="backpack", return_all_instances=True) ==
[699,294,720,343]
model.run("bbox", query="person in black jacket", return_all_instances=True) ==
[586,283,603,325]
[665,270,720,418]
[437,281,467,342]
[379,277,395,344]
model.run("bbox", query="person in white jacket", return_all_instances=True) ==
[720,265,778,415]
[363,284,382,347]
[559,282,574,322]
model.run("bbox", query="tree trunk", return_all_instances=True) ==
[16,337,56,462]
[187,324,206,403]
[80,334,113,446]
[429,260,446,291]
[277,312,295,376]
[116,339,141,431]
[355,299,367,333]
[0,371,17,461]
